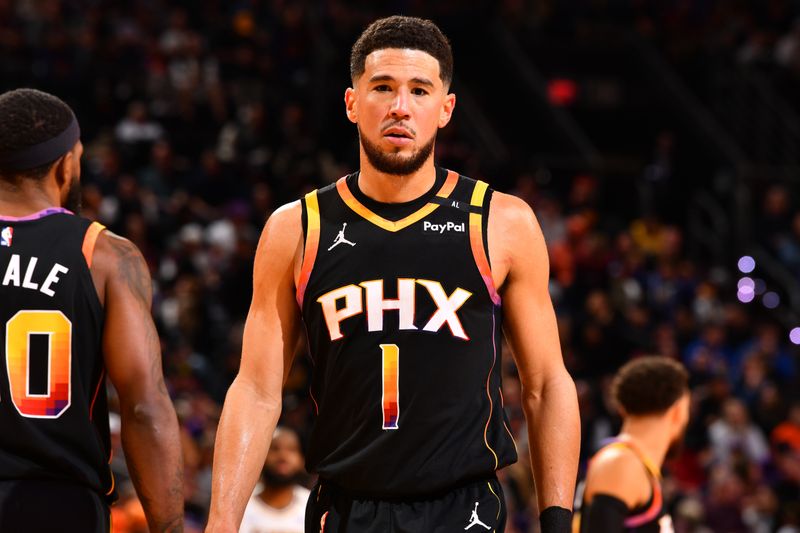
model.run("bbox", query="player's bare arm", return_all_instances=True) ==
[489,192,580,515]
[92,231,184,533]
[206,201,304,532]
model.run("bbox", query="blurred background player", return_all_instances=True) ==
[0,88,184,532]
[239,427,309,533]
[577,356,690,533]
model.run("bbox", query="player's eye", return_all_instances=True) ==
[374,85,391,92]
[412,87,429,96]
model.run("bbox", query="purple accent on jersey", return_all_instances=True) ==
[0,207,73,222]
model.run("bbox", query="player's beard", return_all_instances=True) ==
[359,126,435,176]
[65,178,82,214]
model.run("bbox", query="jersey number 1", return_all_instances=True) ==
[4,310,72,419]
[381,344,399,430]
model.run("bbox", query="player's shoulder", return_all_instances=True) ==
[487,191,541,246]
[254,200,304,269]
[589,444,643,475]
[94,228,141,258]
[262,200,303,242]
[93,229,150,281]
[490,191,535,219]
[89,228,151,304]
[92,228,144,268]
[585,444,651,506]
[446,172,534,224]
[269,199,302,226]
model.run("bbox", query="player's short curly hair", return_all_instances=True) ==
[0,88,75,181]
[350,16,453,87]
[612,356,689,416]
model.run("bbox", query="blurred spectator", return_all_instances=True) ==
[239,427,310,533]
[708,398,770,466]
[772,402,800,455]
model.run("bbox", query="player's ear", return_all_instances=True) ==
[345,87,358,124]
[54,151,73,191]
[438,92,456,128]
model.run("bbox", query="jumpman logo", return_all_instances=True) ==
[464,502,491,530]
[328,223,356,251]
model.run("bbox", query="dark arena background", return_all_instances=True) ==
[3,1,800,531]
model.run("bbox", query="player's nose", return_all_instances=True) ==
[388,89,411,119]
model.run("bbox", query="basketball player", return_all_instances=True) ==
[0,88,184,532]
[208,16,579,533]
[576,356,690,532]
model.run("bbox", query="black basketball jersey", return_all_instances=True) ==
[297,167,517,497]
[0,208,114,502]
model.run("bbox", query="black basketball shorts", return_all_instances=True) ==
[306,476,506,533]
[0,479,110,533]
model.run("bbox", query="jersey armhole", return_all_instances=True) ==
[624,470,662,528]
[82,221,106,268]
[468,181,501,306]
[296,190,320,308]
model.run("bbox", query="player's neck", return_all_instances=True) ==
[619,419,670,468]
[357,158,437,203]
[257,484,295,510]
[0,181,61,217]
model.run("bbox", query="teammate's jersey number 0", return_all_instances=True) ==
[4,310,72,418]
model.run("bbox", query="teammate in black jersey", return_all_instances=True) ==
[0,88,183,532]
[208,16,580,533]
[576,357,690,533]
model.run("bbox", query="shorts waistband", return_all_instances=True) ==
[317,473,499,502]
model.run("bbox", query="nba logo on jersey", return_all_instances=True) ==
[0,227,12,247]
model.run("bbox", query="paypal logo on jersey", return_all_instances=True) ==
[423,221,465,234]
[1,227,13,247]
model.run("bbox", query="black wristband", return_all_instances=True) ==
[540,506,573,533]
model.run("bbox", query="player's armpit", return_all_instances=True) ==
[92,231,184,533]
[489,192,580,512]
[207,201,304,533]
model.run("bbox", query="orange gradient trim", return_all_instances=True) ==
[336,170,458,232]
[82,222,106,268]
[469,181,501,306]
[296,190,320,307]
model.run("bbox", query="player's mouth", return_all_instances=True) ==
[382,127,414,146]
